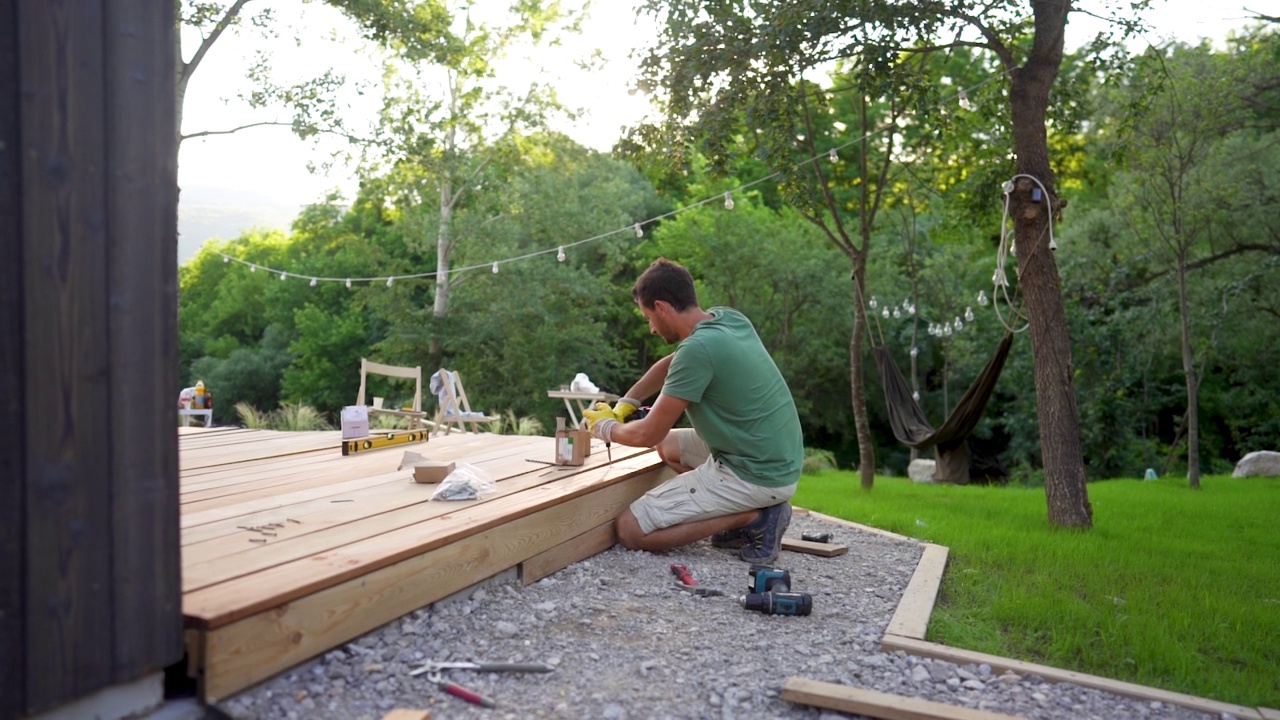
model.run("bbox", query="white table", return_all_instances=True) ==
[178,409,213,428]
[547,390,619,428]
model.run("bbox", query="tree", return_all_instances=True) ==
[365,2,582,365]
[176,0,453,149]
[625,0,1153,526]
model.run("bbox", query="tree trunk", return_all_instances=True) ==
[1008,0,1092,527]
[430,179,453,362]
[1177,255,1201,489]
[849,255,876,489]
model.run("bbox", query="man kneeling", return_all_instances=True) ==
[585,258,803,564]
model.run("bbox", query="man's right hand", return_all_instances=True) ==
[613,397,641,422]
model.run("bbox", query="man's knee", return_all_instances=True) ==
[655,434,687,472]
[615,509,646,550]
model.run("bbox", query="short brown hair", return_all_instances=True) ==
[632,258,698,311]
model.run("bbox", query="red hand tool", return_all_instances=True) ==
[670,563,697,586]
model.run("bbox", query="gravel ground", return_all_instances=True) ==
[216,512,1223,720]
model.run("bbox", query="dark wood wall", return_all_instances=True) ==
[0,1,182,716]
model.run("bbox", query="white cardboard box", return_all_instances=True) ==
[341,405,369,440]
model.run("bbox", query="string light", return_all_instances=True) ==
[892,307,901,319]
[909,346,918,358]
[386,276,394,287]
[211,71,1010,290]
[954,316,964,332]
[964,306,975,322]
[869,296,878,309]
[882,307,890,319]
[557,246,566,262]
[977,290,989,306]
[279,272,286,281]
[912,390,920,402]
[958,88,972,111]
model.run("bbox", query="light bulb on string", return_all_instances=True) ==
[279,272,287,281]
[345,278,352,288]
[492,262,499,274]
[223,255,229,263]
[557,246,566,262]
[912,390,920,402]
[977,289,989,306]
[386,276,394,287]
[892,307,901,319]
[828,147,838,163]
[723,192,734,210]
[955,317,964,332]
[944,323,953,337]
[250,264,256,272]
[958,88,972,111]
[908,304,916,316]
[309,278,318,287]
[909,346,918,358]
[634,223,643,238]
[869,296,878,309]
[902,298,911,310]
[965,306,975,322]
[882,307,890,319]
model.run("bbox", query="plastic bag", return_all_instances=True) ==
[430,462,496,501]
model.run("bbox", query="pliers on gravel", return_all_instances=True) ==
[409,661,555,708]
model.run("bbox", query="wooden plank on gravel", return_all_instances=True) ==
[782,537,848,557]
[197,464,667,702]
[884,543,947,640]
[781,677,1025,720]
[879,635,1264,720]
[184,449,663,626]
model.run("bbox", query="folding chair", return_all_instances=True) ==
[429,368,499,435]
[356,358,426,429]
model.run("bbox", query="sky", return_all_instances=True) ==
[178,0,1278,211]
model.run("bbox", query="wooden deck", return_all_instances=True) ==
[178,427,671,702]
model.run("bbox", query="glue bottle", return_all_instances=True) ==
[194,380,206,409]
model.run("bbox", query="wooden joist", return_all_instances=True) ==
[884,543,948,640]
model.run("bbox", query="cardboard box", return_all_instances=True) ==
[412,461,455,484]
[341,405,369,440]
[554,417,589,466]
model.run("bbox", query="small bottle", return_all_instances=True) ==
[194,380,206,409]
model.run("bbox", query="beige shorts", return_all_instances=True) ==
[630,429,797,535]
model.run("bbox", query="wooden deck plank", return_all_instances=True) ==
[178,433,522,507]
[196,463,666,701]
[184,450,662,628]
[178,436,550,526]
[180,446,650,594]
[179,431,342,470]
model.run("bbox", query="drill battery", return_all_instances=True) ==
[740,591,813,616]
[748,565,791,594]
[800,531,833,544]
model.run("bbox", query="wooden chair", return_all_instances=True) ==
[430,368,499,435]
[356,358,426,429]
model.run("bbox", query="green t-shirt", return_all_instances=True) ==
[661,307,803,488]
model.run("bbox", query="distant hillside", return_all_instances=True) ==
[178,184,303,264]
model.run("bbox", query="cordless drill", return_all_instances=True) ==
[748,565,791,594]
[740,591,813,616]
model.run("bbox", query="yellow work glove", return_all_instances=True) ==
[582,402,618,442]
[613,397,641,422]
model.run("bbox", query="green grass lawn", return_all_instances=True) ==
[792,472,1280,708]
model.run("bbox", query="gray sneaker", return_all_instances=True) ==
[739,502,791,564]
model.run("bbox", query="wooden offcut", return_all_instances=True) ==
[781,677,1025,720]
[781,537,848,557]
[381,710,430,720]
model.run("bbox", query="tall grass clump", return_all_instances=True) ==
[235,401,270,429]
[802,447,837,475]
[485,410,544,436]
[792,472,1280,708]
[273,402,332,431]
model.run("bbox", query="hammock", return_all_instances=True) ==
[873,331,1014,484]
